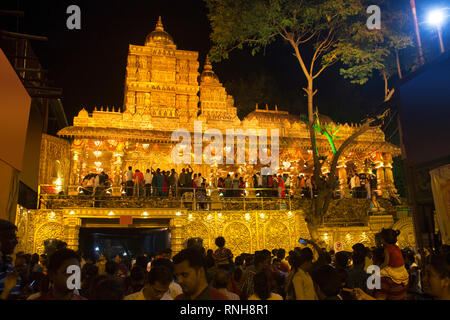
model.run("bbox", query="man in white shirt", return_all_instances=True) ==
[350,173,361,198]
[144,169,153,197]
[124,266,172,300]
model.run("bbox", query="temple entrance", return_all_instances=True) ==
[78,218,171,260]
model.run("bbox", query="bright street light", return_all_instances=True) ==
[427,9,448,53]
[428,9,444,25]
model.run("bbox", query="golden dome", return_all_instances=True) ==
[145,16,174,46]
[200,56,219,83]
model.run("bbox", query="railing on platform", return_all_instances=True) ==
[37,185,294,211]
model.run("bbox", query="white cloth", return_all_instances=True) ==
[291,269,318,300]
[125,170,133,182]
[144,172,153,184]
[257,174,262,187]
[350,176,360,189]
[163,281,183,300]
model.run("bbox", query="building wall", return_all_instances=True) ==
[38,134,71,189]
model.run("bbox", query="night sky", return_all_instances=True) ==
[1,0,449,126]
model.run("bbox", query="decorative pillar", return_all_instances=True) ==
[374,152,385,197]
[112,153,123,195]
[170,217,185,255]
[337,159,350,198]
[70,150,81,188]
[383,153,396,195]
[63,216,82,252]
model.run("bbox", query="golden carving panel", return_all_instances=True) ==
[264,220,291,251]
[223,222,252,254]
[33,222,64,255]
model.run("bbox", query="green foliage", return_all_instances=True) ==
[336,0,416,85]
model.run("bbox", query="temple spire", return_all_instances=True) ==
[204,55,212,71]
[155,16,164,31]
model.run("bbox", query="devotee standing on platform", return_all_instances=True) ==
[232,174,240,198]
[125,166,134,196]
[144,169,153,197]
[224,174,232,198]
[179,168,187,196]
[169,169,178,197]
[350,173,361,198]
[133,169,144,197]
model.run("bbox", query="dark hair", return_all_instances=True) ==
[89,275,125,300]
[312,265,342,298]
[105,260,118,276]
[213,269,229,289]
[135,254,148,270]
[277,248,286,260]
[81,262,99,281]
[235,255,244,266]
[352,251,365,266]
[148,266,172,286]
[253,271,271,300]
[0,219,17,232]
[151,258,175,276]
[380,228,401,245]
[215,236,225,248]
[254,252,267,267]
[173,248,206,273]
[128,166,132,170]
[272,249,278,256]
[372,247,385,266]
[352,243,366,255]
[272,258,281,264]
[335,251,349,268]
[130,265,146,282]
[48,248,80,273]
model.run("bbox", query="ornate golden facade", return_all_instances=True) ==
[17,17,414,256]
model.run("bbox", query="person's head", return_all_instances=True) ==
[206,249,213,256]
[335,251,349,269]
[294,248,314,272]
[173,248,207,296]
[213,269,229,289]
[352,251,365,267]
[380,228,400,245]
[144,266,172,300]
[128,166,132,171]
[372,247,385,266]
[81,262,98,282]
[47,249,80,295]
[152,258,175,280]
[271,249,278,257]
[31,253,40,265]
[235,173,238,178]
[0,219,18,255]
[90,275,125,300]
[129,265,146,287]
[312,265,342,299]
[272,258,281,270]
[99,253,106,261]
[253,271,271,300]
[146,169,150,173]
[422,252,450,299]
[235,255,244,267]
[193,174,197,179]
[114,254,121,263]
[276,248,286,260]
[135,254,148,269]
[352,243,367,256]
[182,168,185,173]
[161,248,172,260]
[105,260,118,276]
[215,236,225,248]
[254,252,269,272]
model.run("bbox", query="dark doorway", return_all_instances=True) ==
[78,227,170,261]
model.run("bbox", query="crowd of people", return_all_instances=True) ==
[2,219,449,300]
[78,166,396,203]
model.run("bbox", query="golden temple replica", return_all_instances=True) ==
[15,17,416,257]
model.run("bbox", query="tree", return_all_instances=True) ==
[205,0,389,238]
[337,0,416,102]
